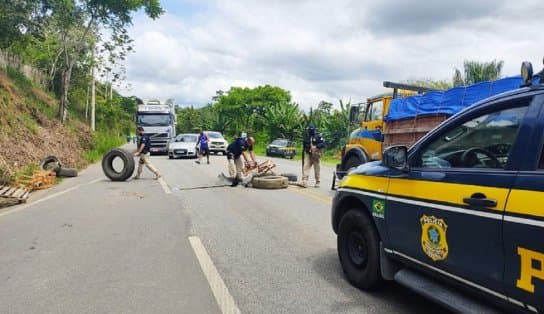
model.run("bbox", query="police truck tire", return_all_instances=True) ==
[56,167,78,177]
[102,148,135,181]
[280,173,298,182]
[252,175,288,189]
[40,156,61,172]
[338,209,382,290]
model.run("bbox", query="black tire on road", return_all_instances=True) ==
[56,167,78,177]
[252,175,288,189]
[102,148,135,181]
[40,155,61,172]
[280,173,298,182]
[337,209,382,290]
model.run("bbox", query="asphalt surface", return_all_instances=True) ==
[0,145,448,313]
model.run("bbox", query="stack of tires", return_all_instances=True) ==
[39,156,78,177]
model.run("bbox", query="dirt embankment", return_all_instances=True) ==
[0,70,92,183]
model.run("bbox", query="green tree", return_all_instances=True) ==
[453,60,504,86]
[404,78,451,90]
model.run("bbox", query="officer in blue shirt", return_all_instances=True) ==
[226,136,257,186]
[133,126,161,180]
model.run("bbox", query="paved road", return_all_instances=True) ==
[0,147,448,313]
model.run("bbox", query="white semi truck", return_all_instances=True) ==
[136,99,176,154]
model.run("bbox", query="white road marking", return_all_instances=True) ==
[0,177,102,218]
[158,177,171,194]
[188,236,242,314]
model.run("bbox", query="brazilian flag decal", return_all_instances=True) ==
[372,200,385,218]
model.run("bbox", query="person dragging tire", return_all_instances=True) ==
[195,130,210,164]
[301,124,325,188]
[224,136,257,187]
[133,126,161,180]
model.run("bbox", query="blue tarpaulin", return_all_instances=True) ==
[384,76,540,122]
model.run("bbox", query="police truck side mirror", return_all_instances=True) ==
[349,106,360,123]
[383,146,408,171]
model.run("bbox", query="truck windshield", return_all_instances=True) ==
[137,114,171,126]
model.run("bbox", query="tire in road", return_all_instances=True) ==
[252,175,288,189]
[102,148,135,181]
[40,155,61,172]
[337,209,382,290]
[56,167,78,177]
[280,173,298,182]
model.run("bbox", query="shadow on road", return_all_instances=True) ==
[311,248,451,313]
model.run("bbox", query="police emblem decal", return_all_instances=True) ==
[420,215,449,261]
[372,200,385,218]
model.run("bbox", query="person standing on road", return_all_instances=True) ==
[133,126,161,180]
[195,130,210,164]
[225,136,257,186]
[301,125,325,188]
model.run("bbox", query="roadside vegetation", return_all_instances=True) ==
[0,1,163,184]
[176,58,504,163]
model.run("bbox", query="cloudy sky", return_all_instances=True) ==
[120,0,544,110]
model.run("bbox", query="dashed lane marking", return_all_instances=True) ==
[158,177,171,194]
[188,236,242,314]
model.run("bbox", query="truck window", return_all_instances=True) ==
[539,147,544,169]
[365,100,383,121]
[414,105,529,169]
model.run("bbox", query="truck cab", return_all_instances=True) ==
[338,82,431,177]
[331,61,544,313]
[136,99,176,154]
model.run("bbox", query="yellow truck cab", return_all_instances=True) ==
[337,82,432,177]
[331,61,544,313]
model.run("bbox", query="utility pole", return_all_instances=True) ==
[91,48,96,131]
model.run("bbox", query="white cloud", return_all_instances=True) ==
[119,0,544,110]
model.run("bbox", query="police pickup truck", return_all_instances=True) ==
[332,61,544,313]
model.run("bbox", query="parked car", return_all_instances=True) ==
[331,61,544,313]
[266,139,296,158]
[205,131,228,154]
[168,133,199,159]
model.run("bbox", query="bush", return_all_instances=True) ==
[84,132,124,163]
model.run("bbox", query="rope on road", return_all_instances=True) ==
[175,184,232,191]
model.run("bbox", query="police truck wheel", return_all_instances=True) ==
[252,175,288,189]
[338,209,382,290]
[102,148,135,181]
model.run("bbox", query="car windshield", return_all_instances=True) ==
[137,114,171,126]
[206,132,224,139]
[271,139,289,146]
[176,134,197,142]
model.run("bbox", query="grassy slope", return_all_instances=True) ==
[0,67,122,184]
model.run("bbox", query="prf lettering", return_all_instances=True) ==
[517,247,544,293]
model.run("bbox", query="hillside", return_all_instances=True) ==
[0,68,93,183]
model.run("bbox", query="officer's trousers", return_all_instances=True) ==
[136,153,159,177]
[227,156,244,180]
[302,150,321,185]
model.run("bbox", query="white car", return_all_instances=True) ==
[205,131,228,154]
[168,133,199,159]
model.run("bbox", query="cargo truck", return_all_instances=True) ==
[136,99,176,154]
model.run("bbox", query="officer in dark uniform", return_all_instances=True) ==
[301,124,325,187]
[133,126,161,180]
[225,136,257,186]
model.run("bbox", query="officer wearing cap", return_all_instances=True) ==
[225,136,257,186]
[301,124,325,188]
[133,126,161,180]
